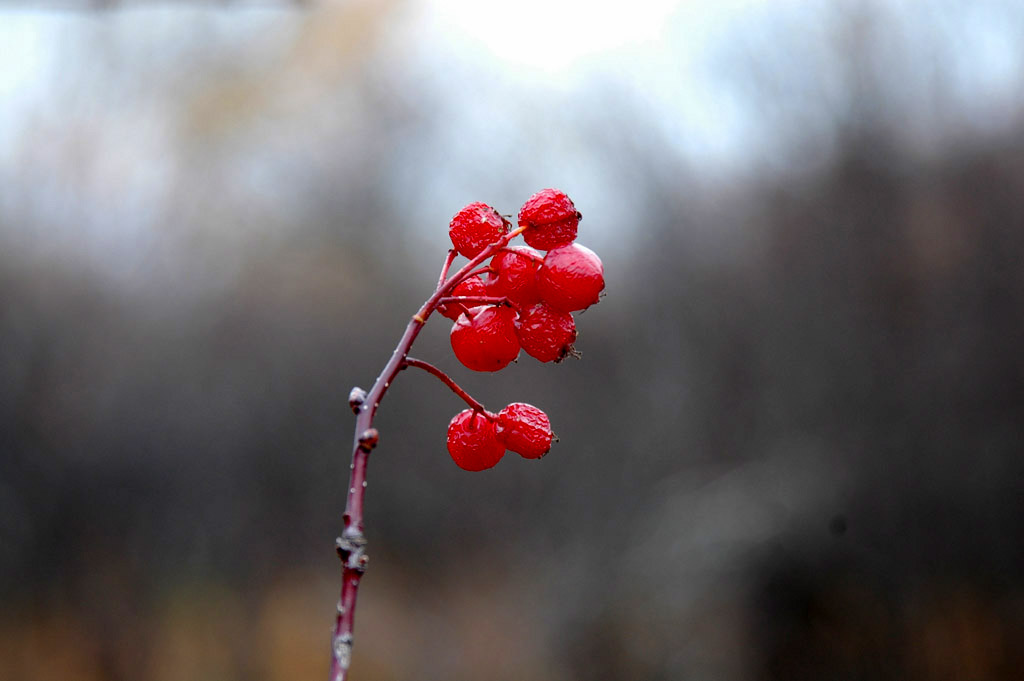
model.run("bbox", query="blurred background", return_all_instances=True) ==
[1,0,1023,679]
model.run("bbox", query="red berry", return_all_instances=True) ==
[450,305,520,372]
[437,275,488,320]
[449,202,509,258]
[447,409,505,471]
[518,188,580,251]
[537,243,605,312]
[495,403,553,459]
[516,302,577,363]
[487,245,543,307]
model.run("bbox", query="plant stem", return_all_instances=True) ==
[328,227,524,681]
[462,265,495,280]
[436,295,510,308]
[401,357,490,414]
[496,244,544,263]
[438,295,524,317]
[436,249,457,291]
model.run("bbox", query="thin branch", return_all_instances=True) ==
[436,249,458,292]
[496,245,544,263]
[328,225,525,681]
[401,357,490,414]
[442,301,471,319]
[437,295,510,308]
[437,295,524,317]
[461,265,495,281]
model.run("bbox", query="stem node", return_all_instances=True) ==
[335,533,369,574]
[357,428,379,451]
[348,387,366,414]
[330,229,524,681]
[333,633,354,673]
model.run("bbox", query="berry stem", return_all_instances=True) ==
[401,357,490,414]
[329,226,524,681]
[438,295,524,317]
[437,295,511,308]
[436,249,458,292]
[497,245,544,263]
[443,227,525,290]
[456,265,495,283]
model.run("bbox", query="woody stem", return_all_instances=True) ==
[401,358,489,414]
[328,226,525,681]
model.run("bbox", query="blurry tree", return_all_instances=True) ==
[0,1,1022,680]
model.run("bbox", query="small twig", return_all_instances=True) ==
[438,295,523,317]
[496,245,544,263]
[437,295,511,308]
[436,249,458,292]
[447,302,471,319]
[459,265,495,282]
[402,358,490,414]
[328,226,525,681]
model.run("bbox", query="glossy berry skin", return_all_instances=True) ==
[450,305,520,372]
[516,302,577,363]
[495,403,552,459]
[449,202,509,258]
[537,243,605,312]
[438,275,488,320]
[488,245,543,307]
[518,188,580,251]
[447,409,505,471]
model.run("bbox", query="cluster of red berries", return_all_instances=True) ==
[444,189,605,371]
[447,403,553,471]
[440,189,604,471]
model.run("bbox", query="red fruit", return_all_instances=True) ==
[518,188,580,251]
[438,275,488,320]
[537,243,605,312]
[447,409,505,471]
[495,403,553,459]
[449,202,510,258]
[516,303,577,363]
[450,305,520,372]
[488,245,543,307]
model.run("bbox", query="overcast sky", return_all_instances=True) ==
[1,0,1021,282]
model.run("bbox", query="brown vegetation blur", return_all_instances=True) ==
[1,2,1022,680]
